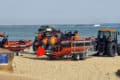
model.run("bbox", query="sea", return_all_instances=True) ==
[0,24,120,43]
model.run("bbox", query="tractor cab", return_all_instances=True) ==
[97,29,118,43]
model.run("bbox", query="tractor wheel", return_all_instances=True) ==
[117,44,120,55]
[95,43,105,56]
[107,43,116,57]
[72,54,80,60]
[80,53,86,60]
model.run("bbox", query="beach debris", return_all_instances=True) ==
[116,69,120,78]
[0,48,14,72]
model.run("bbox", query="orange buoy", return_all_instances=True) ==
[37,46,45,57]
[42,37,48,45]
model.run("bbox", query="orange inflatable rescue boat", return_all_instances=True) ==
[0,33,32,53]
[4,40,32,51]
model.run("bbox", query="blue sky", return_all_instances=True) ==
[0,0,120,24]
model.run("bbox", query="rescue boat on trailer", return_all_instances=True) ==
[36,29,97,60]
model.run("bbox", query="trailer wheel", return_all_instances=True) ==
[72,54,80,60]
[16,51,22,56]
[48,56,56,60]
[80,53,86,60]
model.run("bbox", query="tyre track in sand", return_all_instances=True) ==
[1,54,120,80]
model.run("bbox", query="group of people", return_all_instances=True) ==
[36,30,81,45]
[60,30,81,41]
[33,29,82,52]
[34,31,58,50]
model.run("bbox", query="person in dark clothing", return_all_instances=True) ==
[60,32,66,41]
[1,36,8,47]
[67,31,72,40]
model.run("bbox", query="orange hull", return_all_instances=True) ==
[4,40,32,51]
[52,46,90,57]
[0,33,5,37]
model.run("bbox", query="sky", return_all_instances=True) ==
[0,0,120,25]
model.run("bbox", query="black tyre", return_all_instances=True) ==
[16,52,20,56]
[16,52,19,56]
[72,54,80,60]
[107,42,116,57]
[96,42,105,56]
[79,53,86,60]
[117,44,120,55]
[48,56,57,60]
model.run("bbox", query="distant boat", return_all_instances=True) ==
[94,24,101,27]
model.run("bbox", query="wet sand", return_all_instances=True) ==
[0,53,120,80]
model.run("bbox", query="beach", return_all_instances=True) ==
[0,25,120,80]
[0,0,120,79]
[0,53,120,80]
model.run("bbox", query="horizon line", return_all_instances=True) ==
[0,23,120,25]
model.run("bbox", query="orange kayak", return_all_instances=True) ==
[4,40,32,51]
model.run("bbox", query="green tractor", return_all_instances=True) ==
[96,29,120,57]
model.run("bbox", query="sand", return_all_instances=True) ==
[0,53,120,80]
